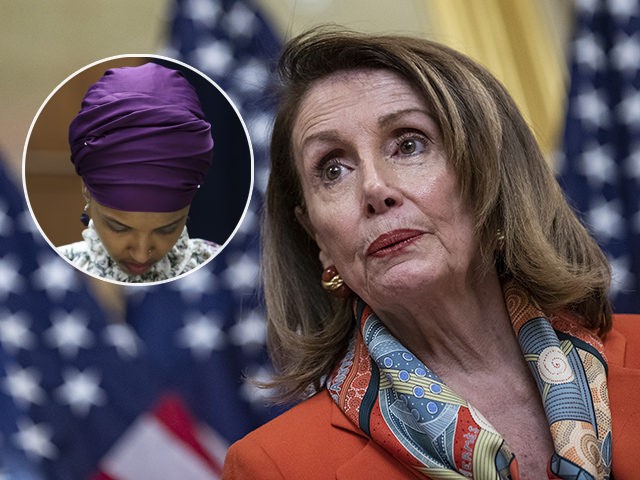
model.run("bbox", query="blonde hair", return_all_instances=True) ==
[263,28,611,402]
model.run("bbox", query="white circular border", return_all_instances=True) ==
[21,53,255,287]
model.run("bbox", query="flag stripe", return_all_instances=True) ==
[151,394,224,475]
[99,409,221,480]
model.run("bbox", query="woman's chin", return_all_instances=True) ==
[362,263,447,298]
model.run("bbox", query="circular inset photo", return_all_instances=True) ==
[23,55,253,285]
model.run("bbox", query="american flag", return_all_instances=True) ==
[559,0,640,313]
[0,0,284,478]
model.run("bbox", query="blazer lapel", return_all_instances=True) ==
[329,399,424,480]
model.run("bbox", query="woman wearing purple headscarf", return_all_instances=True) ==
[58,62,220,283]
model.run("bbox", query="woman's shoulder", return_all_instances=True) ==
[604,313,640,479]
[610,313,640,336]
[222,390,420,480]
[222,391,367,479]
[227,390,352,453]
[604,313,640,369]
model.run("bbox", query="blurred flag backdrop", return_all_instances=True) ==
[0,0,284,478]
[2,0,640,478]
[559,0,640,312]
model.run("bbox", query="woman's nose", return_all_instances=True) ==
[128,236,153,262]
[361,162,401,216]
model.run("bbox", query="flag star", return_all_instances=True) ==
[55,368,107,417]
[170,267,217,302]
[102,323,141,358]
[0,200,14,236]
[2,365,46,407]
[194,40,234,76]
[575,89,610,129]
[587,199,625,241]
[157,45,179,60]
[229,310,266,352]
[578,0,600,14]
[574,33,605,70]
[13,419,58,460]
[616,89,640,126]
[222,253,259,290]
[235,207,258,237]
[223,2,256,38]
[123,284,153,304]
[0,310,36,353]
[0,255,25,300]
[609,255,635,297]
[44,310,94,358]
[608,0,638,17]
[611,32,640,73]
[185,0,221,26]
[234,60,269,93]
[32,255,78,300]
[17,210,43,241]
[247,113,273,151]
[240,365,275,405]
[176,313,225,360]
[255,164,270,195]
[579,144,616,186]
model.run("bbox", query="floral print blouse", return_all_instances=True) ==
[58,222,220,283]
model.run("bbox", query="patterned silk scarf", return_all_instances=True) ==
[327,282,612,479]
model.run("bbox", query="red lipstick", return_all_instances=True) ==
[367,229,424,257]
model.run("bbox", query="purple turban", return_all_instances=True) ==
[69,62,214,212]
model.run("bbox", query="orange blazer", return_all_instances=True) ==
[222,314,640,479]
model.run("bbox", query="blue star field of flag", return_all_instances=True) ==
[559,0,640,312]
[0,0,285,478]
[0,160,159,478]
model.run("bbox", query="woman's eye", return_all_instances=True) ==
[324,163,342,181]
[108,223,129,233]
[314,156,346,184]
[395,134,428,157]
[157,226,178,235]
[399,138,418,155]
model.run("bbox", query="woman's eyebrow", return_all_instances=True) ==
[101,215,187,230]
[378,108,432,128]
[154,216,188,231]
[300,130,341,155]
[102,215,131,229]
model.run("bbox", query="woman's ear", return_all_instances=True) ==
[82,183,90,202]
[295,206,334,268]
[295,205,315,239]
[318,249,334,269]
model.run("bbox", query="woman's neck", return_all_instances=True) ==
[370,270,522,377]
